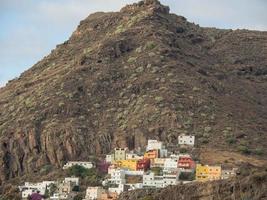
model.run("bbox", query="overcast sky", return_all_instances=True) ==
[1,0,267,87]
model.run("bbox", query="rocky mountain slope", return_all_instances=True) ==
[119,165,267,200]
[0,0,267,184]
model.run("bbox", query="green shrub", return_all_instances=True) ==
[73,194,84,200]
[238,145,250,154]
[151,167,162,176]
[254,148,263,155]
[67,165,104,186]
[127,57,137,63]
[40,164,53,175]
[67,165,90,178]
[72,185,80,192]
[180,148,187,153]
[226,137,237,144]
[145,41,156,50]
[179,172,195,181]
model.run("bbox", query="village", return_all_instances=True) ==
[19,135,238,200]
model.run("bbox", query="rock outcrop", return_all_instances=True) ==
[0,0,267,184]
[119,169,267,200]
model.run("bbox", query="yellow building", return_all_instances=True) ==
[144,150,159,160]
[115,159,138,171]
[196,164,221,181]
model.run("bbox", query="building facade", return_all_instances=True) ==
[114,148,127,161]
[83,187,105,200]
[221,168,237,179]
[164,158,179,171]
[115,159,138,171]
[146,140,163,151]
[178,135,195,146]
[63,161,93,169]
[196,164,221,181]
[178,155,195,169]
[144,150,159,160]
[137,159,150,171]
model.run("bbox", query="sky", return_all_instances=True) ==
[0,0,267,87]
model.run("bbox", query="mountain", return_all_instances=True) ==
[0,0,266,184]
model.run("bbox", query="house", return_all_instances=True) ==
[221,168,238,179]
[114,148,127,161]
[143,171,179,188]
[143,172,164,188]
[115,159,138,171]
[126,152,143,160]
[63,161,93,169]
[58,182,72,199]
[105,154,115,163]
[144,149,159,160]
[164,158,179,172]
[108,184,126,195]
[178,135,195,146]
[127,183,143,191]
[106,168,126,185]
[146,140,163,151]
[162,171,180,187]
[178,155,195,170]
[150,158,166,168]
[64,177,79,186]
[83,187,105,200]
[137,159,150,171]
[159,149,168,158]
[19,181,55,199]
[196,164,221,181]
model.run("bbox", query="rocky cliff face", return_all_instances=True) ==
[0,0,267,184]
[119,168,267,200]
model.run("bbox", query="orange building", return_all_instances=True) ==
[144,149,159,160]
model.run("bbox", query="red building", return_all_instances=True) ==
[137,159,150,171]
[178,156,195,169]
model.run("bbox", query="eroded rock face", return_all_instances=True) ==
[0,0,267,184]
[119,170,267,200]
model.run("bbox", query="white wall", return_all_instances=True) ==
[178,135,195,146]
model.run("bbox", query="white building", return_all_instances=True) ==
[163,158,178,172]
[143,172,164,188]
[83,187,105,200]
[178,135,195,146]
[160,149,168,158]
[50,193,69,200]
[127,183,143,191]
[146,140,163,151]
[143,172,179,189]
[162,172,179,187]
[19,181,55,199]
[63,161,93,169]
[64,177,79,186]
[105,154,115,163]
[108,184,126,195]
[107,169,126,185]
[221,168,238,179]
